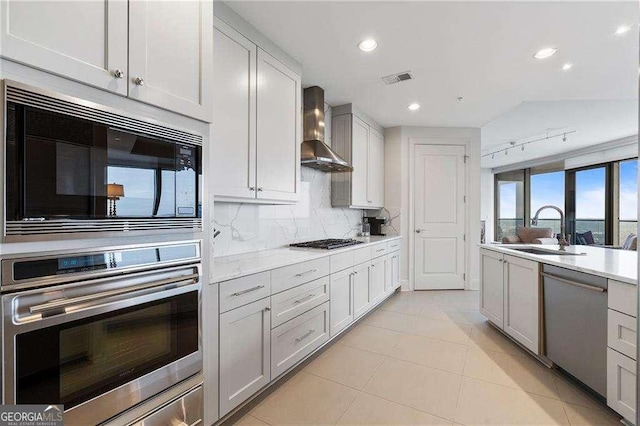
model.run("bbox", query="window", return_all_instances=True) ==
[494,157,637,245]
[618,159,638,243]
[571,166,608,245]
[530,170,565,237]
[495,170,526,241]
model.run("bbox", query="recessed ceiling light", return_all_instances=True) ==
[358,39,378,52]
[561,63,573,71]
[533,47,558,59]
[407,103,421,111]
[615,25,630,35]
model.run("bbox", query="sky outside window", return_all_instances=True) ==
[575,167,606,219]
[530,171,565,218]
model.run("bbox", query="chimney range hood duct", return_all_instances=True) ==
[301,86,353,173]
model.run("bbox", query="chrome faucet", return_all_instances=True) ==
[531,205,570,250]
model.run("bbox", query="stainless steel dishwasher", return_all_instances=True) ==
[543,264,608,398]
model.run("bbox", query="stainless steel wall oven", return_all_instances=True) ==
[1,80,203,242]
[1,241,203,425]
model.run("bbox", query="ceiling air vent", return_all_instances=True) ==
[382,71,414,85]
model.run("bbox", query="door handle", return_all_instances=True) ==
[415,229,425,234]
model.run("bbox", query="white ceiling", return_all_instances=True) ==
[226,1,638,165]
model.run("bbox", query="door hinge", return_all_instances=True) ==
[464,155,469,164]
[463,233,466,241]
[463,273,466,281]
[463,195,466,203]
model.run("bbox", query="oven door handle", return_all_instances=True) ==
[29,273,199,315]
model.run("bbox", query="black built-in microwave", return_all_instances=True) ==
[2,81,202,241]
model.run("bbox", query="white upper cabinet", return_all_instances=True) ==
[212,22,256,199]
[212,20,301,204]
[129,0,213,121]
[0,0,128,95]
[331,105,385,209]
[0,0,213,121]
[255,49,301,203]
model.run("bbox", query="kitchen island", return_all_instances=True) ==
[479,243,637,424]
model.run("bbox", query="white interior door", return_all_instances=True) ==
[414,145,466,290]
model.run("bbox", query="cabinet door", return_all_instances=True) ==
[212,22,257,200]
[351,116,369,207]
[329,268,354,337]
[256,48,301,203]
[503,255,539,353]
[353,262,371,319]
[219,298,271,417]
[368,128,385,208]
[607,348,636,422]
[0,0,128,95]
[479,249,504,328]
[129,0,213,121]
[391,252,401,291]
[370,256,386,304]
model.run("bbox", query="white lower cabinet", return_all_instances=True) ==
[386,251,401,292]
[353,262,371,319]
[607,279,637,423]
[271,302,329,378]
[479,249,539,354]
[329,268,354,337]
[219,298,271,417]
[218,238,402,421]
[480,248,505,327]
[503,255,539,353]
[607,348,636,422]
[370,256,386,303]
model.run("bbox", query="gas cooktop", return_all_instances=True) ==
[289,239,364,250]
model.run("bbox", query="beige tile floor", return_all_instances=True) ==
[234,290,622,425]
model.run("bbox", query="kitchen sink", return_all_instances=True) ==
[509,247,585,256]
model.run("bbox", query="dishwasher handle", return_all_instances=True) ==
[541,272,607,293]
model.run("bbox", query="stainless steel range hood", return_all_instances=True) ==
[301,86,353,172]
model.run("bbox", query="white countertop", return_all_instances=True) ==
[213,236,402,283]
[481,244,637,285]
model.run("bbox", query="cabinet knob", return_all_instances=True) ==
[249,187,256,191]
[415,229,422,234]
[112,69,124,78]
[134,77,145,86]
[257,187,263,192]
[264,307,271,312]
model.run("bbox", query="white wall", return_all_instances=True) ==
[384,126,482,291]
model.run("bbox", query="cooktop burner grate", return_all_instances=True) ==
[289,239,364,250]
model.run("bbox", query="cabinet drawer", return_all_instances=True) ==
[608,309,637,360]
[219,271,271,313]
[387,239,401,253]
[609,280,637,318]
[353,246,372,265]
[271,276,330,328]
[607,348,636,421]
[331,251,354,273]
[371,242,387,258]
[271,302,329,378]
[271,258,330,294]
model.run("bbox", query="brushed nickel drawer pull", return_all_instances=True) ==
[294,294,315,304]
[295,329,315,343]
[295,269,318,277]
[231,285,265,297]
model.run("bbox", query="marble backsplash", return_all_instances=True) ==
[213,167,364,257]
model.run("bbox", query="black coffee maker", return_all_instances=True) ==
[364,216,388,236]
